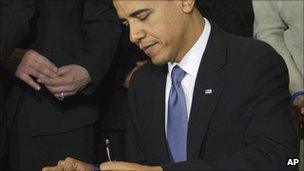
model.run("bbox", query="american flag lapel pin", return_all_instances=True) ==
[204,89,213,95]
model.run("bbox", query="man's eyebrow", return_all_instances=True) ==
[129,8,152,18]
[119,8,152,23]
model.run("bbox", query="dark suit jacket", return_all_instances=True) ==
[198,0,253,37]
[4,0,121,136]
[0,0,34,162]
[126,23,298,170]
[0,0,34,64]
[95,26,148,161]
[99,26,148,131]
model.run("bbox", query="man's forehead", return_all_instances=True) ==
[114,0,168,18]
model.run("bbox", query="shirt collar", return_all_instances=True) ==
[168,18,211,77]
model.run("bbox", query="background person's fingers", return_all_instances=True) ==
[24,51,57,77]
[38,76,67,87]
[33,52,58,72]
[27,67,49,79]
[18,73,41,90]
[57,65,70,76]
[46,85,74,94]
[31,59,58,78]
[54,91,75,98]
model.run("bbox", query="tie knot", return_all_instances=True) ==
[171,65,186,86]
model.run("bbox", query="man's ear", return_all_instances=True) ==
[180,0,195,14]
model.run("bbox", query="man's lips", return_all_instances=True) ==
[141,43,157,54]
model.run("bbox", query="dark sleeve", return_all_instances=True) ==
[162,49,298,170]
[0,0,34,160]
[74,0,121,95]
[112,26,148,87]
[126,74,146,163]
[0,0,34,65]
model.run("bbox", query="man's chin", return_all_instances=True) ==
[150,57,167,66]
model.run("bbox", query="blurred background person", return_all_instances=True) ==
[1,1,121,170]
[0,1,35,169]
[198,0,254,37]
[253,1,303,113]
[253,1,304,170]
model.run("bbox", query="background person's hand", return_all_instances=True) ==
[123,60,148,89]
[293,95,304,115]
[38,64,91,98]
[15,49,58,90]
[42,157,94,171]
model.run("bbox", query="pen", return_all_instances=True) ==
[105,139,115,162]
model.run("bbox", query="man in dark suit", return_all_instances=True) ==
[44,0,298,170]
[103,0,298,170]
[1,1,121,170]
[99,0,254,163]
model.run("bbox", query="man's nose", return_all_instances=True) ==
[129,23,145,44]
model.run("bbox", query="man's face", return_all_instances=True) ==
[113,0,190,65]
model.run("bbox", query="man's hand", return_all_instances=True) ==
[100,161,163,171]
[15,49,58,90]
[123,60,148,89]
[37,64,91,98]
[42,157,94,171]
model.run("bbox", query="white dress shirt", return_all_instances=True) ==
[165,18,211,134]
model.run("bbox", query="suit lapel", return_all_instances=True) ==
[187,23,227,159]
[153,64,171,162]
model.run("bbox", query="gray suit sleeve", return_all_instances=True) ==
[253,1,304,94]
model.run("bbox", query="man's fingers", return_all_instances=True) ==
[57,160,64,167]
[63,157,78,170]
[56,159,73,171]
[42,167,55,171]
[42,166,63,171]
[100,162,114,171]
